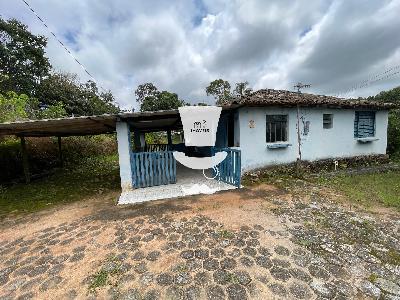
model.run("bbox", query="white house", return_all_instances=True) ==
[228,89,391,171]
[0,88,394,202]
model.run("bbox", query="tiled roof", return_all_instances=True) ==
[227,89,396,109]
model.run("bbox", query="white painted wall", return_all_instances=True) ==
[116,121,133,192]
[237,107,388,171]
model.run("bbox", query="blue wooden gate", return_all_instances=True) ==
[212,148,241,188]
[131,151,176,188]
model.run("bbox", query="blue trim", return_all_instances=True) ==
[267,143,292,149]
[212,147,241,188]
[130,151,176,188]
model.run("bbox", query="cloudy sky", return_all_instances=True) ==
[1,0,400,109]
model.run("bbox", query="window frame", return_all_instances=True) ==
[266,114,288,143]
[323,114,333,129]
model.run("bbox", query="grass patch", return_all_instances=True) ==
[218,229,235,239]
[317,171,400,210]
[0,154,120,218]
[89,269,109,291]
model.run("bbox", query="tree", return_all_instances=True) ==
[206,79,232,105]
[0,91,66,122]
[370,86,400,155]
[0,18,51,96]
[135,83,159,103]
[234,81,252,97]
[140,91,184,112]
[37,72,119,116]
[135,83,184,112]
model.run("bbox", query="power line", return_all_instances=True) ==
[333,64,400,98]
[20,0,107,92]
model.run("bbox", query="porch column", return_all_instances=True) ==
[167,129,172,146]
[133,129,141,151]
[116,121,133,192]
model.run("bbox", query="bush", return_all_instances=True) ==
[0,134,117,183]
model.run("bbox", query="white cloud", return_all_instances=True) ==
[1,0,400,110]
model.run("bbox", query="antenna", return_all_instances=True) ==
[294,82,311,93]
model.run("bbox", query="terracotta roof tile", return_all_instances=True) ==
[226,89,396,109]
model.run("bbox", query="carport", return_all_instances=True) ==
[0,108,241,203]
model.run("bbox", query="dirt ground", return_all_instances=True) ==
[0,182,399,300]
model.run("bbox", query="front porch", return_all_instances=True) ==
[115,109,241,204]
[119,162,236,203]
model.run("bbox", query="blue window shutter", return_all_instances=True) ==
[354,111,375,138]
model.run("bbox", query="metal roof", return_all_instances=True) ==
[0,110,182,137]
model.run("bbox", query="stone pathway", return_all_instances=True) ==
[0,184,399,299]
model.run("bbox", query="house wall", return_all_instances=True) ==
[237,106,388,171]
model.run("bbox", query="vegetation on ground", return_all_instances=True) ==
[243,162,400,211]
[0,150,119,218]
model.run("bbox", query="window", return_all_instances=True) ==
[323,114,333,129]
[266,115,288,143]
[354,111,375,138]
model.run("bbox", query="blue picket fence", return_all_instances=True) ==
[212,148,241,188]
[130,151,176,188]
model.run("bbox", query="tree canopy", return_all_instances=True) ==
[37,72,119,116]
[0,18,51,96]
[369,86,400,155]
[0,17,120,119]
[135,83,185,112]
[206,79,252,105]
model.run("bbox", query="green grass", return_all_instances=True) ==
[318,171,400,210]
[0,154,120,218]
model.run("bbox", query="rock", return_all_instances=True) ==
[134,262,147,274]
[310,280,336,298]
[226,284,248,300]
[206,285,225,300]
[184,285,201,300]
[213,269,231,285]
[39,276,62,291]
[257,247,271,257]
[174,272,192,285]
[374,278,400,295]
[180,250,194,260]
[140,273,154,286]
[268,283,287,297]
[194,271,212,286]
[146,251,160,261]
[289,268,312,283]
[255,256,272,269]
[210,248,225,258]
[357,280,381,298]
[195,249,209,260]
[220,258,237,270]
[243,247,257,257]
[143,289,160,300]
[203,259,219,271]
[165,286,184,300]
[156,273,174,286]
[272,258,291,268]
[234,271,252,286]
[308,264,330,281]
[274,245,290,256]
[240,257,254,267]
[270,266,291,282]
[288,282,312,299]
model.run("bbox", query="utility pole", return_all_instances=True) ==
[294,83,311,175]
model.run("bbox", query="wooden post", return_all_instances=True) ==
[20,136,30,183]
[58,136,63,167]
[296,104,302,176]
[167,129,172,146]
